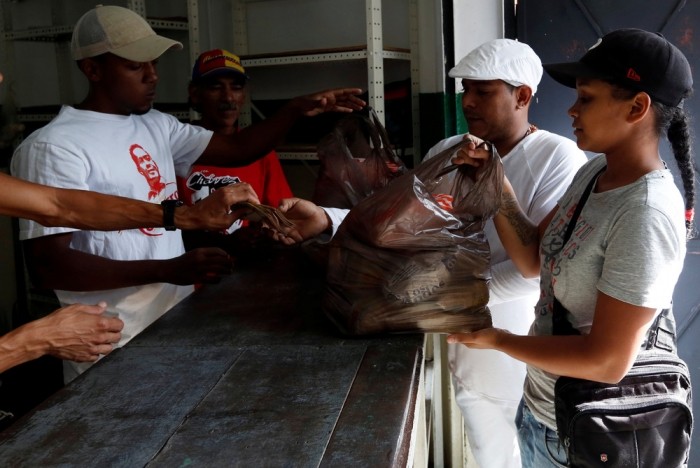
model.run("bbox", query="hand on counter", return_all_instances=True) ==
[0,302,123,372]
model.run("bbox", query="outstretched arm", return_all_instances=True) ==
[1,173,259,232]
[448,292,657,384]
[24,233,237,291]
[197,88,366,167]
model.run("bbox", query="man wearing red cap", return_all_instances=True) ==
[178,49,293,252]
[10,5,364,383]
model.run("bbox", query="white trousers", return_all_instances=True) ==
[453,378,522,468]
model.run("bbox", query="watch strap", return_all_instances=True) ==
[161,200,184,231]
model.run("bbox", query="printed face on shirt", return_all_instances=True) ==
[130,144,166,199]
[568,78,636,154]
[190,75,247,133]
[459,79,521,144]
[89,54,159,116]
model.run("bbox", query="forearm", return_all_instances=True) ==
[493,183,541,278]
[239,100,302,150]
[53,190,210,231]
[3,173,254,232]
[3,175,186,231]
[491,332,622,382]
[50,189,167,230]
[45,193,219,233]
[197,103,303,167]
[0,322,46,373]
[30,249,174,291]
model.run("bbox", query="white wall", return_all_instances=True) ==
[415,0,505,95]
[416,0,445,94]
[453,0,504,62]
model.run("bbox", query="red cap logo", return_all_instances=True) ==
[626,68,641,82]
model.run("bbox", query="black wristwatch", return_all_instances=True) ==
[161,200,184,231]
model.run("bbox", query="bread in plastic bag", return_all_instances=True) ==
[323,139,502,335]
[312,107,407,209]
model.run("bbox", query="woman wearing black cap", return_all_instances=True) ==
[447,28,695,467]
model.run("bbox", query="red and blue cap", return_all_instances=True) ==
[191,49,249,83]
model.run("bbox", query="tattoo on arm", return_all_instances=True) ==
[500,191,538,246]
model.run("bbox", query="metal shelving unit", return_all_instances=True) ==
[0,0,200,124]
[231,0,420,166]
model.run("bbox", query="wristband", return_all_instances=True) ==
[161,200,184,231]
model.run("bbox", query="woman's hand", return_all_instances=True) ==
[446,327,511,350]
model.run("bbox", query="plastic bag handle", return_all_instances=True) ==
[366,107,398,161]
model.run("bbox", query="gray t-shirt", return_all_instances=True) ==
[524,154,687,429]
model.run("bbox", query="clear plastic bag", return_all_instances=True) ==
[312,107,407,209]
[323,139,503,335]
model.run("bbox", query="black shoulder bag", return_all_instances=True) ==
[551,168,693,467]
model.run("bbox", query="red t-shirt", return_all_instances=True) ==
[177,149,293,234]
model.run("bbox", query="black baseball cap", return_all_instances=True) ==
[544,28,692,107]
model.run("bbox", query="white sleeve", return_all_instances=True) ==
[487,259,540,306]
[163,114,214,177]
[320,207,350,240]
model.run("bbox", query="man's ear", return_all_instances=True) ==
[77,58,102,82]
[627,92,652,124]
[515,85,533,109]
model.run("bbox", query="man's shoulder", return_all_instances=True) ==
[528,130,586,163]
[529,129,578,148]
[423,134,465,161]
[21,108,77,140]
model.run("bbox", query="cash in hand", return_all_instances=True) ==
[232,202,294,232]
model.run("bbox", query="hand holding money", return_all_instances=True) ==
[232,201,295,232]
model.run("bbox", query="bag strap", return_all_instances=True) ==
[560,167,605,245]
[551,168,604,336]
[366,107,397,160]
[551,166,678,354]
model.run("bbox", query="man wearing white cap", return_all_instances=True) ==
[423,39,587,467]
[11,5,365,383]
[270,38,588,466]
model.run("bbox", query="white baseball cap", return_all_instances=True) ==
[449,39,543,94]
[71,5,183,62]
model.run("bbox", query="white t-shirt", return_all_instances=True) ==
[424,131,587,401]
[525,154,687,429]
[11,106,213,381]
